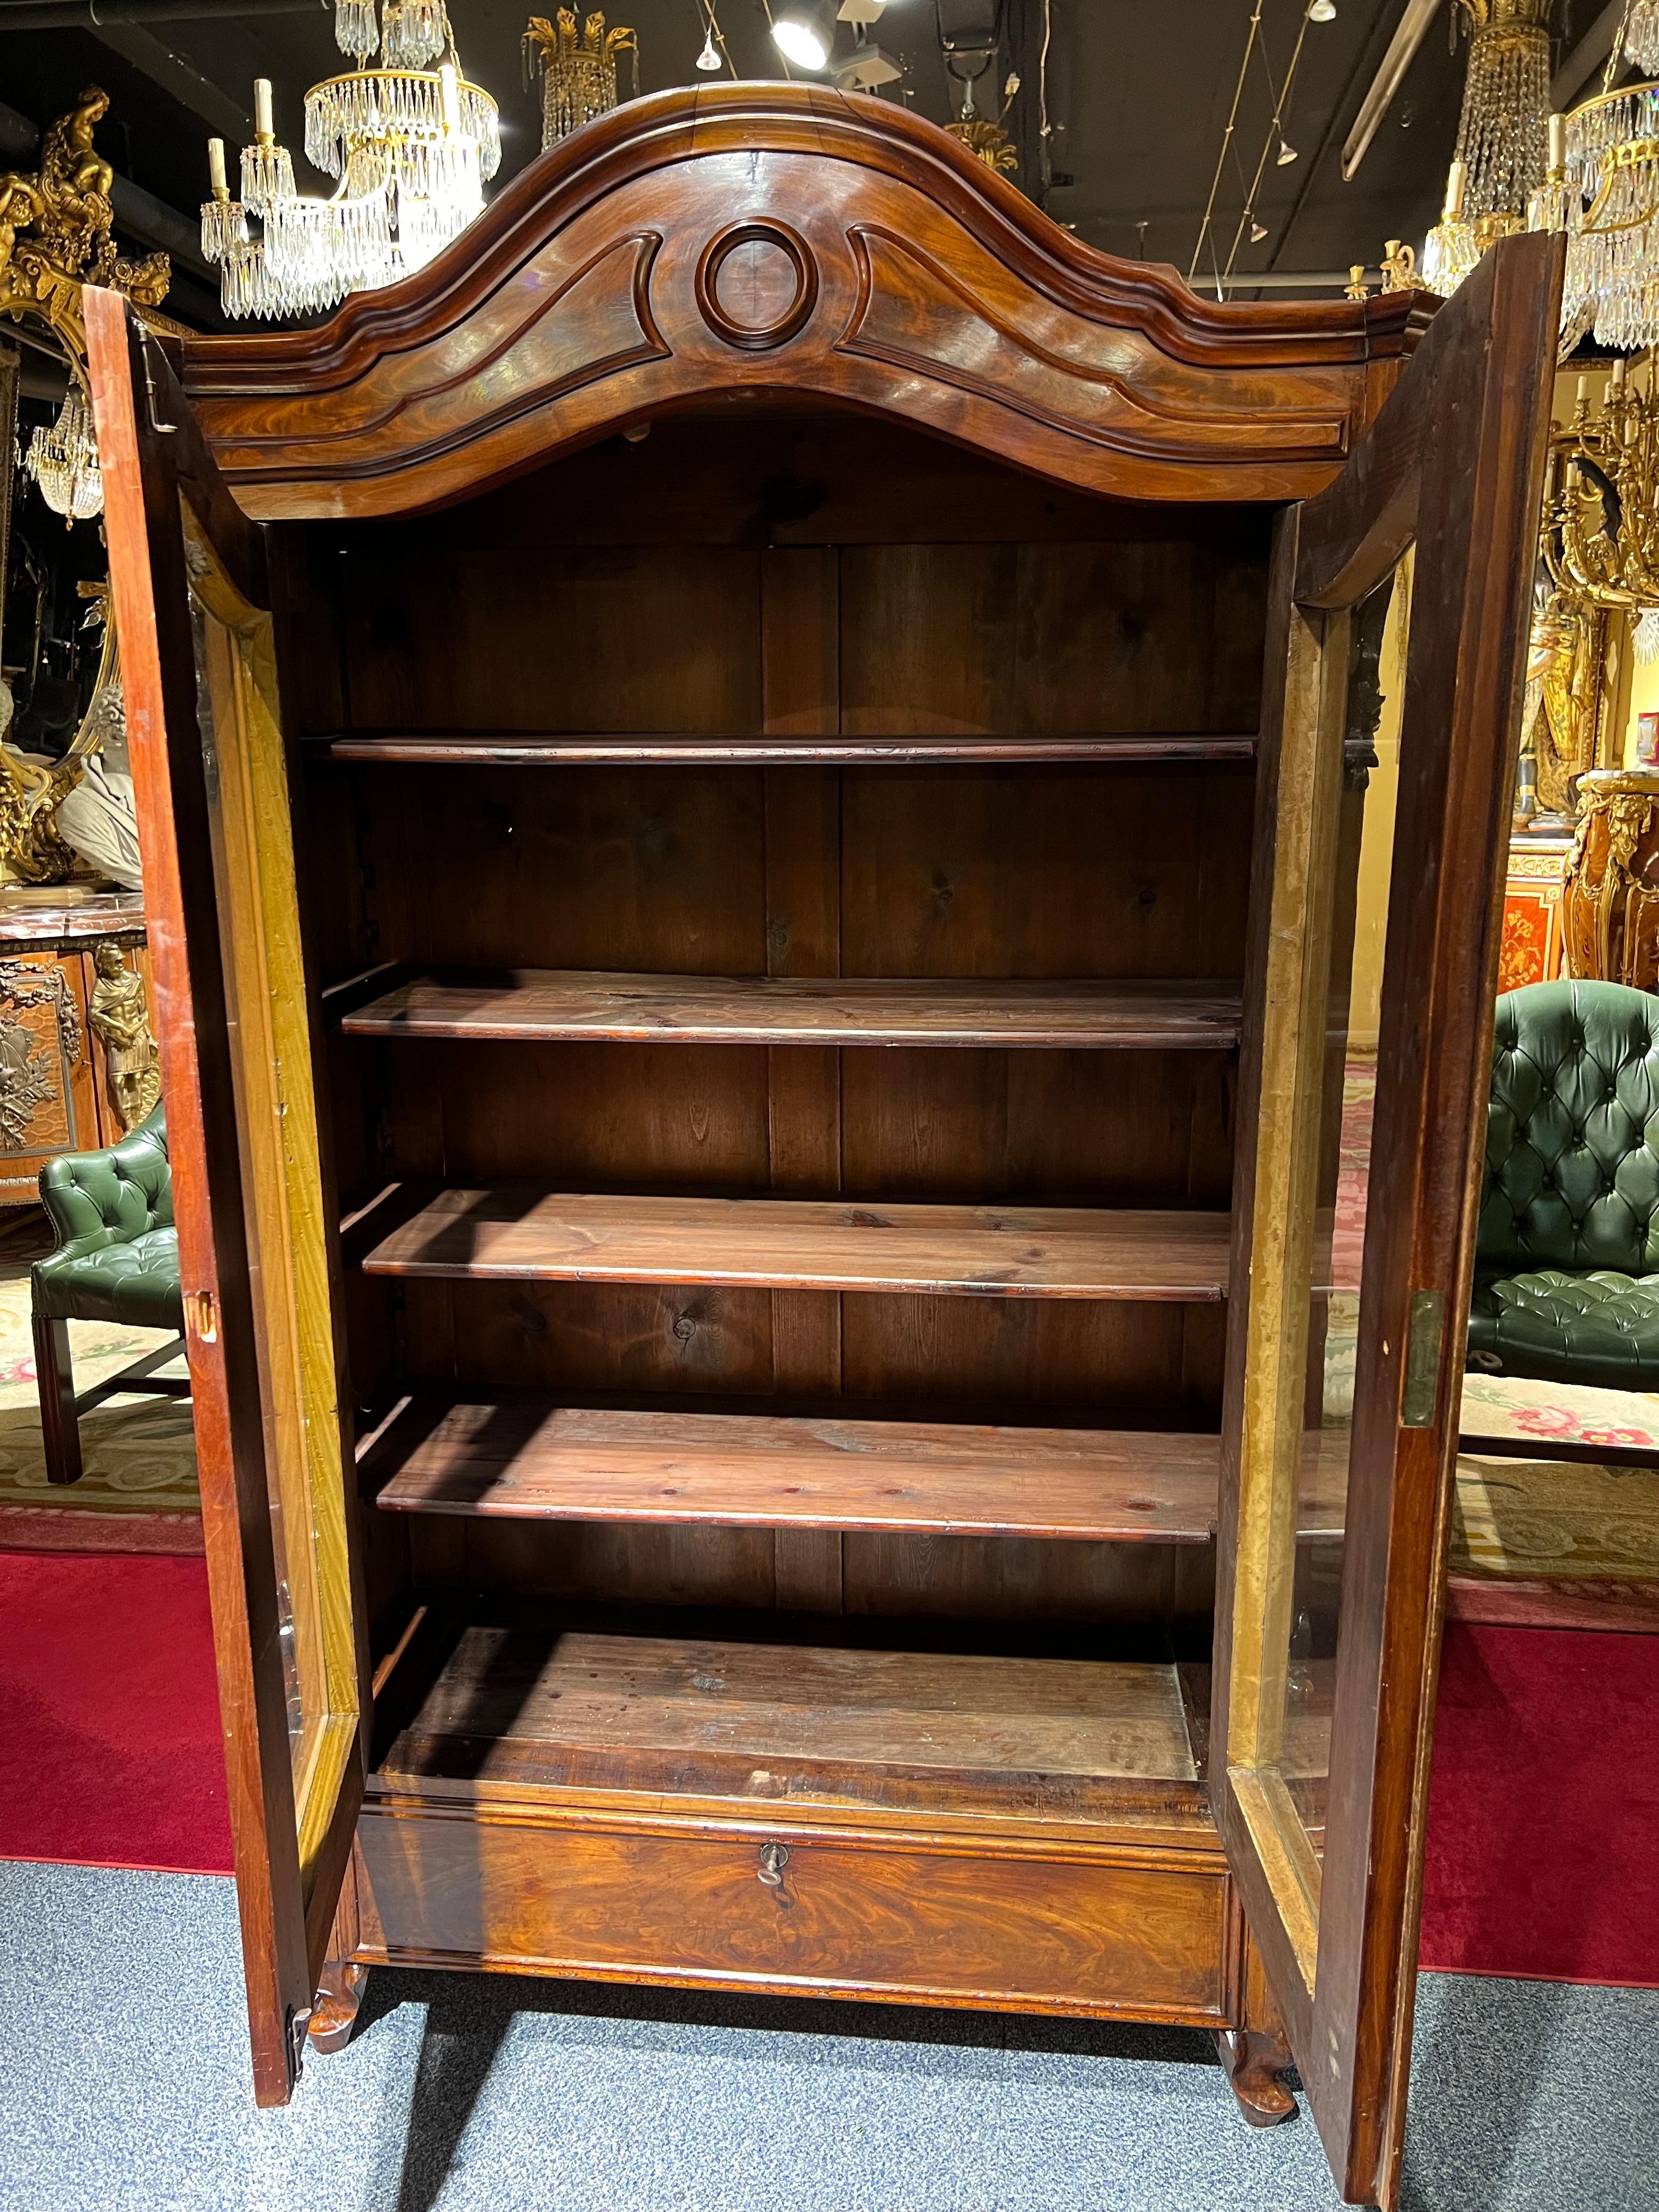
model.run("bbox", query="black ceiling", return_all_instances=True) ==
[0,1,1614,330]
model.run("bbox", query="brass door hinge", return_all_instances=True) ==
[1401,1289,1446,1428]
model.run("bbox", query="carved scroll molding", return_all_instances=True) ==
[178,84,1432,522]
[837,224,1351,469]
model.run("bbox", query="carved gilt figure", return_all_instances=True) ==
[1519,586,1606,823]
[87,943,161,1131]
[0,85,168,360]
[1,91,168,889]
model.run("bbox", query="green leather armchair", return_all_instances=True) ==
[1469,978,1659,1390]
[31,1105,188,1485]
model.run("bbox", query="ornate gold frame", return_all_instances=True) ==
[1,87,170,889]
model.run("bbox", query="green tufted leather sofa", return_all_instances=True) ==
[31,1105,187,1485]
[1469,978,1659,1390]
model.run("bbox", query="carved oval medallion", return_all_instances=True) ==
[695,221,817,351]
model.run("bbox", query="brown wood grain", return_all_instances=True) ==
[181,86,1428,524]
[84,288,315,2108]
[340,970,1245,1049]
[360,1188,1232,1300]
[323,731,1256,765]
[97,76,1492,2180]
[1208,233,1564,2210]
[760,556,845,1611]
[354,1803,1228,2022]
[377,1623,1200,1788]
[367,1398,1225,1542]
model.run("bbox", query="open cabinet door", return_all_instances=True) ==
[86,289,367,2106]
[1212,229,1563,2208]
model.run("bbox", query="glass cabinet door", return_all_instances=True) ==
[1212,232,1563,2209]
[87,290,366,2108]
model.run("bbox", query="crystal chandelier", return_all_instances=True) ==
[1554,74,1659,350]
[200,2,499,320]
[523,12,637,151]
[1415,0,1550,298]
[1420,159,1481,293]
[24,391,103,526]
[1627,0,1659,71]
[1451,0,1551,225]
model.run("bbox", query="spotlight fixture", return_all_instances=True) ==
[838,0,887,19]
[1250,219,1268,241]
[1308,0,1335,20]
[696,27,721,69]
[836,41,902,87]
[1276,137,1299,165]
[772,0,835,70]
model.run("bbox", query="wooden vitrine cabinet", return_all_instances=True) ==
[87,88,1560,2209]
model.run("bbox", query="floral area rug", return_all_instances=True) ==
[0,1257,199,1553]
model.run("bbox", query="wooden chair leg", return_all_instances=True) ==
[32,1311,83,1487]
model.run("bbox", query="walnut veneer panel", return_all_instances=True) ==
[343,971,1244,1049]
[354,1805,1229,2022]
[184,87,1427,521]
[361,1189,1232,1300]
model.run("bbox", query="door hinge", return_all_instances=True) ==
[140,335,178,435]
[287,2004,312,2085]
[1401,1289,1446,1428]
[184,1288,217,1343]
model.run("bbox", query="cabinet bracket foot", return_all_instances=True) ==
[1214,2025,1297,2128]
[308,1957,368,2055]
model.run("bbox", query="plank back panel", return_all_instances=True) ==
[296,407,1268,1627]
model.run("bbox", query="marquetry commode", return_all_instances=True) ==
[87,86,1560,2208]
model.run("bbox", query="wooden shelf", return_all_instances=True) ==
[369,1400,1224,1542]
[359,1188,1232,1300]
[323,731,1257,766]
[340,970,1244,1051]
[373,1611,1206,1820]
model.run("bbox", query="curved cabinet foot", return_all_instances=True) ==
[309,1956,368,2055]
[1215,2025,1297,2128]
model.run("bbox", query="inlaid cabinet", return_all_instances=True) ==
[87,86,1561,2208]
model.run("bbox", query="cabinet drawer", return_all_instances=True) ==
[356,1803,1228,2023]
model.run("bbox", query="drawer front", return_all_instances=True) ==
[356,1805,1228,2022]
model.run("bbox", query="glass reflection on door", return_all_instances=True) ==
[1281,560,1409,1841]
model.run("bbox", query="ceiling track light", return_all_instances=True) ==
[1308,0,1335,21]
[772,0,836,71]
[837,41,904,88]
[1276,137,1299,165]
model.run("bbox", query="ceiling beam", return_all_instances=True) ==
[0,1,324,25]
[1341,0,1444,183]
[88,20,251,142]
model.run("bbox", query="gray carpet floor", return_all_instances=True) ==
[0,1861,1654,2212]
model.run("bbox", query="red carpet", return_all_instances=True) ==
[1419,1621,1659,1986]
[0,1550,232,1873]
[3,1558,1655,1985]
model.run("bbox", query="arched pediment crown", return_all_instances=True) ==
[181,83,1433,520]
